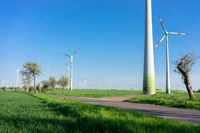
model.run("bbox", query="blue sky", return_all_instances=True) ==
[0,0,199,90]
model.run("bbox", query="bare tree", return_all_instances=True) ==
[58,76,69,93]
[21,62,41,93]
[173,53,198,100]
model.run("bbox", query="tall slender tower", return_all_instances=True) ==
[143,0,156,95]
[64,52,76,91]
[166,36,171,94]
[70,56,74,91]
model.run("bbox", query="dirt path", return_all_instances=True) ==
[57,96,200,125]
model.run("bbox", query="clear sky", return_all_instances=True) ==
[0,0,200,90]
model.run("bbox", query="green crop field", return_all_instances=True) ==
[47,89,142,98]
[127,91,200,110]
[47,89,200,110]
[0,91,200,133]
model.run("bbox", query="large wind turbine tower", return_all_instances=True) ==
[64,50,77,91]
[16,68,19,88]
[143,0,156,95]
[156,17,186,94]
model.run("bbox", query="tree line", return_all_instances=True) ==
[0,53,199,100]
[20,62,69,94]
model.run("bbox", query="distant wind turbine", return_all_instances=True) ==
[64,50,77,91]
[65,63,70,90]
[156,17,187,94]
[1,80,5,87]
[16,67,20,88]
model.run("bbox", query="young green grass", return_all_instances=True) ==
[47,89,200,110]
[127,91,200,110]
[47,89,141,98]
[0,91,200,133]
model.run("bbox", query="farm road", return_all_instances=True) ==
[57,95,200,125]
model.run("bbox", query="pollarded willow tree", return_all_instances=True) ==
[21,62,41,93]
[173,53,198,100]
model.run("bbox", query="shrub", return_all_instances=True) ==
[41,84,49,93]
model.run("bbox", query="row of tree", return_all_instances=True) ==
[42,76,69,93]
[20,62,69,93]
[17,52,198,99]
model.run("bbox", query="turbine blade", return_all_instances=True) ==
[63,53,70,57]
[72,50,77,55]
[155,35,166,47]
[159,17,167,33]
[168,32,187,35]
[72,49,79,55]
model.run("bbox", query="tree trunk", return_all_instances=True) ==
[62,87,64,94]
[27,84,30,93]
[52,87,55,94]
[184,77,196,100]
[33,75,36,93]
[25,87,28,92]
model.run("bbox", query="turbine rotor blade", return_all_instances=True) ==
[63,53,71,58]
[72,51,77,55]
[155,35,166,47]
[168,32,187,35]
[72,49,79,55]
[159,17,167,33]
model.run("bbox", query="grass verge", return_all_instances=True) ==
[127,91,200,110]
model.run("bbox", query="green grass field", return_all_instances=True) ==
[47,89,200,110]
[47,89,141,98]
[1,91,200,133]
[127,91,200,110]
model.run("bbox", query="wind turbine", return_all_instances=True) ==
[64,50,77,91]
[65,63,70,90]
[83,80,87,89]
[156,17,186,94]
[16,67,20,89]
[1,80,5,87]
[143,0,156,95]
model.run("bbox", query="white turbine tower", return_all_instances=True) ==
[64,50,77,91]
[143,0,156,95]
[156,17,186,94]
[16,67,20,89]
[83,80,87,89]
[65,63,70,90]
[1,80,5,87]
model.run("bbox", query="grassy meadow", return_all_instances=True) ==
[47,89,200,110]
[47,89,142,98]
[1,91,200,133]
[127,91,200,110]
